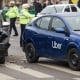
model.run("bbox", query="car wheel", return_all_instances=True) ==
[68,48,80,70]
[25,43,39,63]
[0,56,5,64]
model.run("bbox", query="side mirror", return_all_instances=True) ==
[55,27,65,33]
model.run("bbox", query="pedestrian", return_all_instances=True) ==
[6,0,19,36]
[33,0,42,16]
[43,0,53,9]
[19,3,34,47]
[48,0,53,5]
[43,0,49,8]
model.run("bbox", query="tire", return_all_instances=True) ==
[25,43,39,63]
[0,56,5,64]
[68,48,80,70]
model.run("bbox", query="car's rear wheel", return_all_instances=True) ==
[25,43,39,63]
[0,56,5,64]
[68,48,80,70]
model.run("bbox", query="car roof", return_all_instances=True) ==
[40,12,80,17]
[46,4,77,7]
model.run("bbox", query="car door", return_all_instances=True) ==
[46,17,69,59]
[33,16,52,56]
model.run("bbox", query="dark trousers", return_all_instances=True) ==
[10,18,18,35]
[20,24,26,47]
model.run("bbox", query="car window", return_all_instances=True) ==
[36,17,51,30]
[64,6,70,12]
[51,17,65,32]
[36,18,41,27]
[70,5,77,12]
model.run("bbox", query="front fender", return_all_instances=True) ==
[66,42,80,55]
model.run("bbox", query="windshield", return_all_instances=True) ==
[65,16,80,31]
[41,7,56,14]
[54,6,64,12]
[41,6,64,14]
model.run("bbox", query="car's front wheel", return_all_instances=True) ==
[25,43,39,63]
[68,48,80,70]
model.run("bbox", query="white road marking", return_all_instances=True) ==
[5,63,53,78]
[38,63,80,76]
[0,73,20,80]
[73,78,80,80]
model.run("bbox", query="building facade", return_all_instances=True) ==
[2,0,61,6]
[2,0,28,6]
[1,0,78,8]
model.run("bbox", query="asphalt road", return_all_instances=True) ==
[0,24,80,80]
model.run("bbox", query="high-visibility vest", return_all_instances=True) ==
[19,9,35,24]
[6,6,19,18]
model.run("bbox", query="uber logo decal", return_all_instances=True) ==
[52,41,62,49]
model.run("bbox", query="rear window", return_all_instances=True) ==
[71,6,77,12]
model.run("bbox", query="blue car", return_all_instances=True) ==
[22,13,80,70]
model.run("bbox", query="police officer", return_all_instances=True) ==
[6,0,19,36]
[19,3,34,47]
